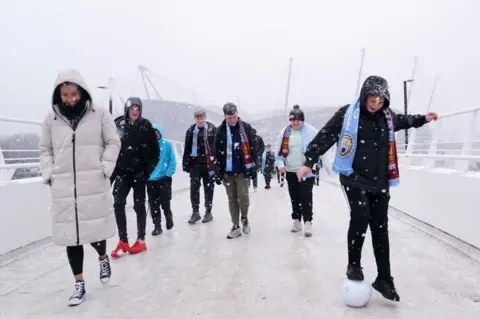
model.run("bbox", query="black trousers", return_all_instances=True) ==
[285,172,314,222]
[113,174,147,242]
[342,185,391,280]
[264,171,272,187]
[147,177,173,226]
[67,240,106,276]
[190,164,215,213]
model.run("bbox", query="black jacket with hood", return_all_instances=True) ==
[304,76,428,192]
[112,97,159,180]
[182,121,217,172]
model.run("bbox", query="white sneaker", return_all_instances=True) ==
[291,220,302,233]
[68,280,86,306]
[304,221,312,237]
[227,225,242,239]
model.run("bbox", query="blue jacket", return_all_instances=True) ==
[149,124,177,181]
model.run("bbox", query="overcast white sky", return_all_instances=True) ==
[1,0,479,135]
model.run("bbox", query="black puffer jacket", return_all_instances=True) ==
[304,76,428,192]
[112,97,159,179]
[182,121,217,172]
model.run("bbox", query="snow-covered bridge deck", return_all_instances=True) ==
[1,181,479,318]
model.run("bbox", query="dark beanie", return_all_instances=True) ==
[289,105,305,121]
[223,102,238,115]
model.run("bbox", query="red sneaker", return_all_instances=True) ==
[110,240,130,258]
[129,240,147,254]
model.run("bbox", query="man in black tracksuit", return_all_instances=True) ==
[110,97,159,257]
[299,76,438,302]
[183,107,217,224]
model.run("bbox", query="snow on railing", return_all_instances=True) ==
[0,116,185,177]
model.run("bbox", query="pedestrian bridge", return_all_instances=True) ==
[0,106,480,318]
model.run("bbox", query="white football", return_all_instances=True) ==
[342,279,372,308]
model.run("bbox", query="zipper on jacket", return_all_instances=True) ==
[72,132,80,246]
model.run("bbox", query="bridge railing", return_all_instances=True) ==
[0,115,186,174]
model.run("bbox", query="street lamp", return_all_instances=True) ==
[403,79,414,149]
[97,85,113,115]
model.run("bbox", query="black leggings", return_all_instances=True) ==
[342,185,391,279]
[66,240,107,276]
[285,172,314,222]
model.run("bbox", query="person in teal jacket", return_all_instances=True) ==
[147,124,177,235]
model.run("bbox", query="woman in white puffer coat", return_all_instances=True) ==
[39,69,120,307]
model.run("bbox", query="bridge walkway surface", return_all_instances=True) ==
[1,180,479,318]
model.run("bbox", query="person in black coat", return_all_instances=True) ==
[182,107,217,224]
[110,97,159,258]
[297,75,438,302]
[250,129,264,191]
[261,143,276,189]
[214,102,258,239]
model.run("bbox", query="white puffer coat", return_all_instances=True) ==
[39,69,120,246]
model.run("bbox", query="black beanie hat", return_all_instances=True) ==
[289,105,305,121]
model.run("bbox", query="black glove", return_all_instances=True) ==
[214,175,222,185]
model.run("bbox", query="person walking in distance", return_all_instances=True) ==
[261,143,276,189]
[39,69,120,306]
[182,107,217,224]
[275,105,318,237]
[110,97,159,257]
[214,102,258,239]
[147,124,176,235]
[297,75,438,301]
[250,129,265,192]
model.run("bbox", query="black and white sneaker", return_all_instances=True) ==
[99,256,111,283]
[68,280,86,306]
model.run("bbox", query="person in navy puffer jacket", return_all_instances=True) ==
[147,124,177,235]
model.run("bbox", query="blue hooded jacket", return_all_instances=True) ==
[149,124,177,181]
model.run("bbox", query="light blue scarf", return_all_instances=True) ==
[226,123,233,171]
[333,99,360,176]
[333,98,400,187]
[191,123,208,157]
